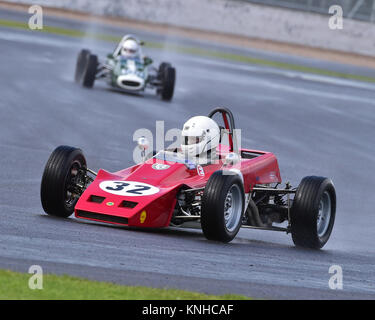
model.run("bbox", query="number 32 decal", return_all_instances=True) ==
[99,181,160,197]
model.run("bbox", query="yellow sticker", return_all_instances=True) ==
[106,202,115,206]
[140,211,147,224]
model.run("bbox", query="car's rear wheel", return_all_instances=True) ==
[160,65,175,101]
[41,146,87,218]
[82,54,98,88]
[291,176,336,249]
[201,171,244,242]
[75,49,90,83]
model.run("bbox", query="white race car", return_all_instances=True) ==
[75,35,176,101]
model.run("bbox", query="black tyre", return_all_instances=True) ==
[291,176,336,249]
[158,62,171,78]
[75,49,90,83]
[201,171,244,242]
[41,146,87,218]
[82,54,98,88]
[160,66,176,101]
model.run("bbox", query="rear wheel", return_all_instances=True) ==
[75,49,90,83]
[82,54,98,88]
[291,176,336,249]
[41,146,87,218]
[201,171,244,242]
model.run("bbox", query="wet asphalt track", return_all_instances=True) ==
[0,9,375,299]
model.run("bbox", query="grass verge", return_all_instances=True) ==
[1,18,375,83]
[0,269,249,300]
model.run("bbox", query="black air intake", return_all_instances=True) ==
[89,195,105,203]
[122,80,140,87]
[77,211,129,225]
[120,200,138,209]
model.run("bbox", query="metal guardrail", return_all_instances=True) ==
[239,0,375,22]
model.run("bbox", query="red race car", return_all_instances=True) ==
[40,108,336,249]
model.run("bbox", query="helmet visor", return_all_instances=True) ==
[124,48,136,54]
[183,135,204,145]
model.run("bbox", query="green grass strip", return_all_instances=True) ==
[0,269,249,300]
[1,18,375,83]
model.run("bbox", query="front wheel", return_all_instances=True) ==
[291,176,336,249]
[158,62,171,77]
[75,49,90,83]
[40,146,87,218]
[201,171,244,242]
[82,54,98,88]
[159,65,176,101]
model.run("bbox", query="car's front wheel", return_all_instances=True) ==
[201,171,244,242]
[158,62,171,77]
[40,146,87,218]
[159,65,176,101]
[75,49,90,83]
[82,54,98,88]
[291,176,336,249]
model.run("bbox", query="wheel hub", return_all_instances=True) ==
[317,191,332,238]
[223,185,242,232]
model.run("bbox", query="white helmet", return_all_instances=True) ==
[121,39,139,58]
[181,116,220,158]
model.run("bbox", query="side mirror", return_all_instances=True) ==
[137,137,150,162]
[224,152,240,166]
[144,56,153,66]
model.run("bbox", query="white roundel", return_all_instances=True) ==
[99,181,160,197]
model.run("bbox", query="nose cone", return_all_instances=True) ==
[117,74,144,90]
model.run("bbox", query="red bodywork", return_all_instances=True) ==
[74,144,281,228]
